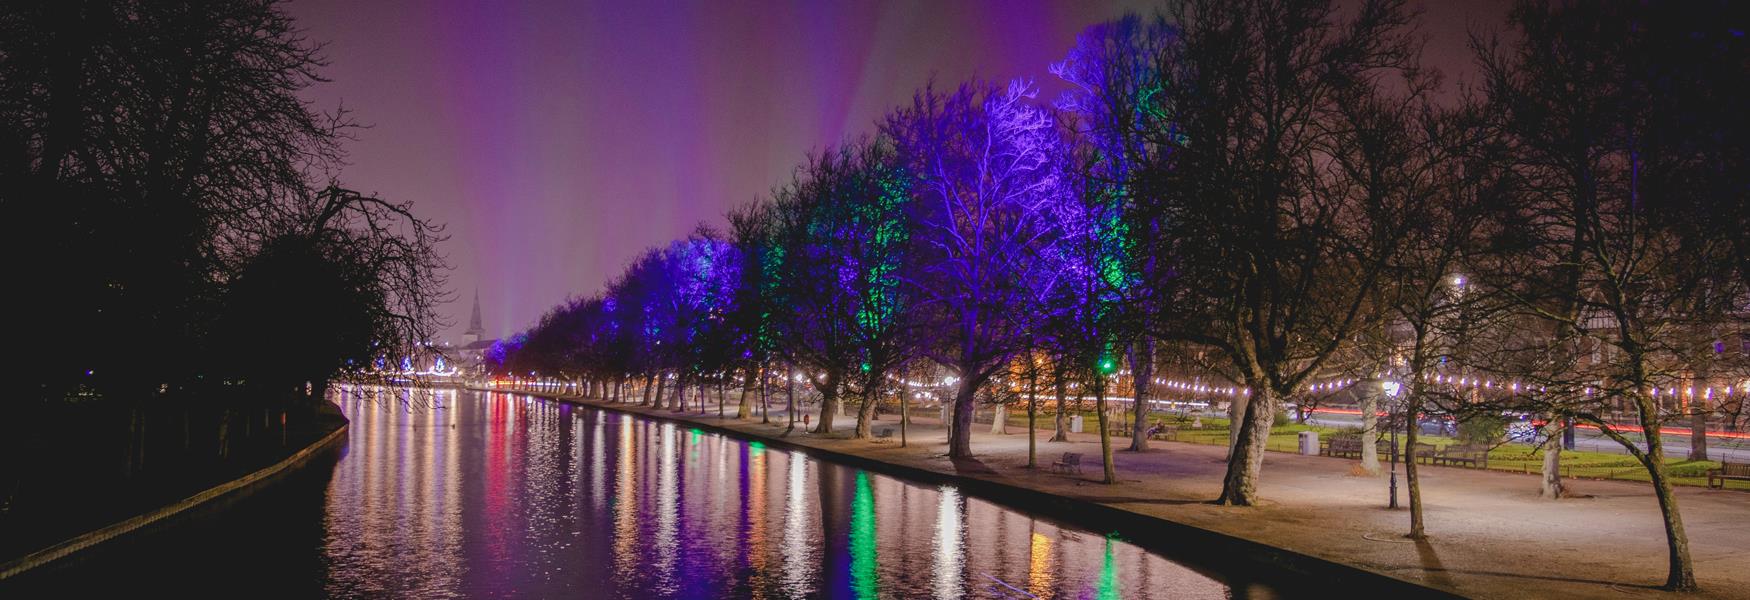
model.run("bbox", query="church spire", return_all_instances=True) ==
[465,289,485,339]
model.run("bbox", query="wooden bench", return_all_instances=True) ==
[1434,444,1490,469]
[1321,433,1396,461]
[1149,425,1178,441]
[1050,452,1083,475]
[1410,442,1439,464]
[874,427,895,441]
[1708,462,1749,489]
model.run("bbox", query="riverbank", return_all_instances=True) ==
[0,401,348,580]
[484,385,1750,599]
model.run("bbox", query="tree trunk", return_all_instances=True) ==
[900,381,910,448]
[1051,377,1070,442]
[1638,414,1698,591]
[217,410,230,461]
[1360,384,1381,476]
[783,367,794,431]
[990,403,1008,434]
[1227,390,1247,454]
[1027,377,1038,468]
[738,365,756,419]
[1128,338,1154,452]
[855,379,879,439]
[1406,389,1425,539]
[947,376,979,459]
[813,375,839,435]
[1689,396,1709,461]
[1541,417,1564,499]
[646,374,659,407]
[1216,387,1277,506]
[1096,385,1116,484]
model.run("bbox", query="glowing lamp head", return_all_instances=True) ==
[1098,357,1117,374]
[1381,380,1401,398]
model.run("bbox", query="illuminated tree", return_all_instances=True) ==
[1053,14,1178,453]
[663,231,742,412]
[1040,150,1140,483]
[766,137,916,437]
[726,201,781,420]
[884,79,1071,459]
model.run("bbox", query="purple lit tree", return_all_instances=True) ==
[665,230,742,413]
[885,80,1070,459]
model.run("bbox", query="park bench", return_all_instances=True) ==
[1321,433,1397,461]
[1410,442,1439,464]
[1050,452,1084,475]
[1434,444,1490,469]
[1707,462,1749,489]
[1149,425,1178,441]
[874,426,895,441]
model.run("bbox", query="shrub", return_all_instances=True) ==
[1457,413,1508,446]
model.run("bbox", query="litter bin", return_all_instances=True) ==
[1298,430,1319,456]
[1070,415,1084,433]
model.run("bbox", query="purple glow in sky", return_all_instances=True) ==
[288,0,1506,342]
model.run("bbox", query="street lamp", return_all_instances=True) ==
[1381,378,1402,509]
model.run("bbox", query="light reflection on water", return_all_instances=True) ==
[315,387,1254,599]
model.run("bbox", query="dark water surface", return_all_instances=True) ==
[5,387,1289,599]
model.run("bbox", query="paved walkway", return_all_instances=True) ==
[501,387,1750,599]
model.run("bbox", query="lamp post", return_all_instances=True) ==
[1382,378,1402,509]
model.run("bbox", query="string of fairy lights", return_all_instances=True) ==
[494,365,1749,404]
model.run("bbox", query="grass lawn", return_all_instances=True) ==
[1000,409,1750,491]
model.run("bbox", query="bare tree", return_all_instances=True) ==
[2,0,365,399]
[1469,1,1750,589]
[1138,0,1421,506]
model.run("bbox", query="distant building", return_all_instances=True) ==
[464,289,486,345]
[457,290,497,375]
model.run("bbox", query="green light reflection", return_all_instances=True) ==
[851,471,880,599]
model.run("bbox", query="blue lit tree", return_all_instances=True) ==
[1035,125,1149,484]
[663,231,743,413]
[885,80,1072,459]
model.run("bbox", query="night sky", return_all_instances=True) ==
[288,0,1509,343]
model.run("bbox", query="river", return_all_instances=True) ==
[3,386,1288,598]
